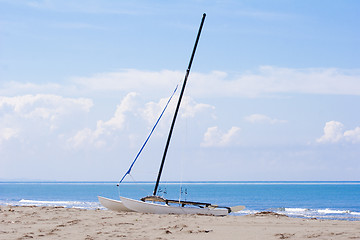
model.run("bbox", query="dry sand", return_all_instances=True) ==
[1,206,360,240]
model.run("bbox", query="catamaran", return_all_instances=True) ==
[98,13,245,216]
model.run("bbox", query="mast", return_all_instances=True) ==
[153,13,206,196]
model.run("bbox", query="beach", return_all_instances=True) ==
[1,206,359,240]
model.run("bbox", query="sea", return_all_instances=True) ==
[1,181,360,221]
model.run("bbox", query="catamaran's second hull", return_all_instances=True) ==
[120,196,229,216]
[98,196,133,212]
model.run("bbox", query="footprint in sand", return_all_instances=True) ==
[275,233,295,239]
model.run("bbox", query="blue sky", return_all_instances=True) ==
[1,0,360,181]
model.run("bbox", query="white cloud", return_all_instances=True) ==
[0,94,92,116]
[344,127,360,143]
[70,67,360,98]
[140,97,171,126]
[245,66,360,96]
[317,121,344,143]
[317,121,360,144]
[72,69,183,95]
[244,114,287,124]
[180,97,215,118]
[201,126,241,147]
[67,127,106,149]
[0,94,93,131]
[3,67,360,100]
[100,92,138,130]
[67,92,137,149]
[68,90,217,149]
[0,127,19,144]
[139,95,215,126]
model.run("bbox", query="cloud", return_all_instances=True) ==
[68,91,216,149]
[99,92,138,130]
[317,121,360,143]
[0,127,19,144]
[0,94,93,115]
[244,114,287,124]
[190,66,360,97]
[140,95,215,126]
[67,92,137,149]
[3,67,360,100]
[180,97,215,118]
[140,97,172,126]
[201,126,241,147]
[66,127,105,149]
[71,67,360,98]
[72,69,183,94]
[0,94,93,131]
[317,121,344,143]
[344,127,360,143]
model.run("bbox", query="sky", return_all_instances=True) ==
[1,0,360,181]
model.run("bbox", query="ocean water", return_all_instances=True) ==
[1,181,359,221]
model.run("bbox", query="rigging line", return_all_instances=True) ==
[129,174,149,194]
[117,84,179,186]
[179,115,188,202]
[117,174,148,199]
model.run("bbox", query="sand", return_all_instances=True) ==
[1,206,360,240]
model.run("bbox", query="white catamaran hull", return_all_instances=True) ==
[98,196,133,212]
[120,196,229,216]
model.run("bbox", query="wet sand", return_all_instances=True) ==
[1,206,360,239]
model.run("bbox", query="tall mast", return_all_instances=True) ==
[153,13,206,196]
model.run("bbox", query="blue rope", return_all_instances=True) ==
[118,84,179,185]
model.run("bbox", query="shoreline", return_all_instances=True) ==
[1,205,360,240]
[2,202,360,222]
[2,180,360,184]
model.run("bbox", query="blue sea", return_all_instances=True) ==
[1,181,360,221]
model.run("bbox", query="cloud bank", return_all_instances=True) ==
[1,67,359,180]
[3,67,360,99]
[69,67,360,98]
[2,66,359,150]
[67,92,216,149]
